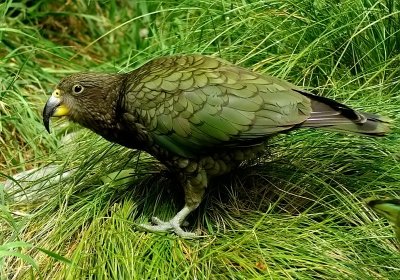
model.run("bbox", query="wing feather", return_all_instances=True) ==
[124,55,311,157]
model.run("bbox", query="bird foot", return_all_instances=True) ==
[139,216,197,238]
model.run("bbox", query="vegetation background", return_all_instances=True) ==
[1,0,400,278]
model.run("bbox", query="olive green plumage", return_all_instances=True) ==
[43,54,390,237]
[368,199,400,242]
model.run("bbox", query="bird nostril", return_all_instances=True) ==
[53,89,61,97]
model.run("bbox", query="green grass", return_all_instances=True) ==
[1,0,400,278]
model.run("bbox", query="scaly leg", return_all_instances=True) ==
[139,169,207,238]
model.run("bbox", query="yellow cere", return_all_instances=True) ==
[52,89,61,97]
[51,89,70,116]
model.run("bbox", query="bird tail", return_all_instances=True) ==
[296,90,391,136]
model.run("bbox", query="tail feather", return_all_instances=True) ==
[295,90,391,136]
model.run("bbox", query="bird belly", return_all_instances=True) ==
[166,144,267,179]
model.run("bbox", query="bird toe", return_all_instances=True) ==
[150,216,168,226]
[139,217,197,238]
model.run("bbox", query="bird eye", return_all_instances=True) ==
[72,84,84,94]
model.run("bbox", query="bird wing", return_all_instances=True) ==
[123,55,311,158]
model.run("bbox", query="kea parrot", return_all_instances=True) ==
[43,55,390,237]
[368,199,400,242]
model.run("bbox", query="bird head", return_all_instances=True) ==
[43,73,125,133]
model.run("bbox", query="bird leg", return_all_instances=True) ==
[139,169,207,238]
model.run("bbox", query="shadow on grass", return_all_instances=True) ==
[102,159,346,236]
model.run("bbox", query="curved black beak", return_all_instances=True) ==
[43,95,61,133]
